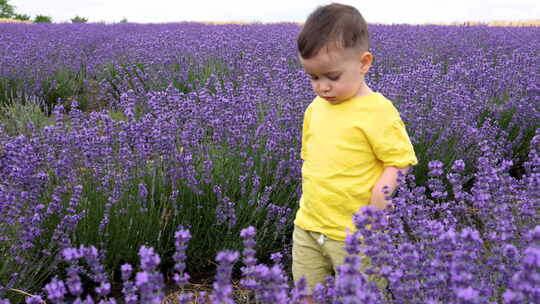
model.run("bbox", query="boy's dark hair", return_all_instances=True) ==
[298,3,369,59]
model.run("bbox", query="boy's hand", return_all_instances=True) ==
[370,166,408,210]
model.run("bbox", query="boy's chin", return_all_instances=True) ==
[322,96,340,104]
[326,97,351,105]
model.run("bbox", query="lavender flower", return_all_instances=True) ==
[211,250,239,304]
[120,263,138,304]
[173,226,192,293]
[44,276,67,303]
[25,296,44,304]
[135,246,164,304]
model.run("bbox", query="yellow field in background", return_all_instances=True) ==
[0,18,32,24]
[202,20,540,26]
[448,19,540,27]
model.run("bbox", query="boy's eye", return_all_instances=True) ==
[308,74,340,81]
[328,75,341,81]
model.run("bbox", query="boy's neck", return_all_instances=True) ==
[353,83,374,99]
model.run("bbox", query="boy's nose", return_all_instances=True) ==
[318,82,331,93]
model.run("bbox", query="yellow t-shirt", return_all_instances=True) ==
[294,92,418,241]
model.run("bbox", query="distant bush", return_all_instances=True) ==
[0,0,14,19]
[120,16,128,23]
[13,13,30,21]
[71,15,88,23]
[33,14,52,23]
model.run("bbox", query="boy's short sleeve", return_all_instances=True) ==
[370,118,418,168]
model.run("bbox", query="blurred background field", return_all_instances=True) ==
[2,17,540,26]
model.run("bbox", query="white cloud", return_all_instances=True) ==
[9,0,540,23]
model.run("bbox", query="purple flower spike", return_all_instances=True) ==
[138,183,148,200]
[121,263,138,304]
[135,245,164,304]
[66,271,83,297]
[44,277,67,303]
[290,277,308,304]
[240,226,258,267]
[62,247,82,262]
[270,252,283,264]
[428,160,444,177]
[121,264,133,282]
[173,226,192,292]
[451,159,466,173]
[139,246,161,272]
[25,296,44,304]
[211,250,239,304]
[455,286,480,303]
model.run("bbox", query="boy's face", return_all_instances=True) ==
[299,44,372,105]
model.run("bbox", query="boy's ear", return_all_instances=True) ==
[359,51,373,73]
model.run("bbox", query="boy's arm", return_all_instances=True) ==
[300,104,313,160]
[370,166,409,210]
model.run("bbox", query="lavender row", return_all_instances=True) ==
[3,165,540,304]
[1,85,539,302]
[1,23,539,170]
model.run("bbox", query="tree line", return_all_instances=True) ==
[0,0,128,23]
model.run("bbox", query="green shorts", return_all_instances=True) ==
[291,225,386,294]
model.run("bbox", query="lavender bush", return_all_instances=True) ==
[0,22,539,302]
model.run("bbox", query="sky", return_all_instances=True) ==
[9,0,540,24]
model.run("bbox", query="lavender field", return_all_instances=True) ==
[0,22,539,303]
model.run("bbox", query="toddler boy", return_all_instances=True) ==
[292,2,418,299]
